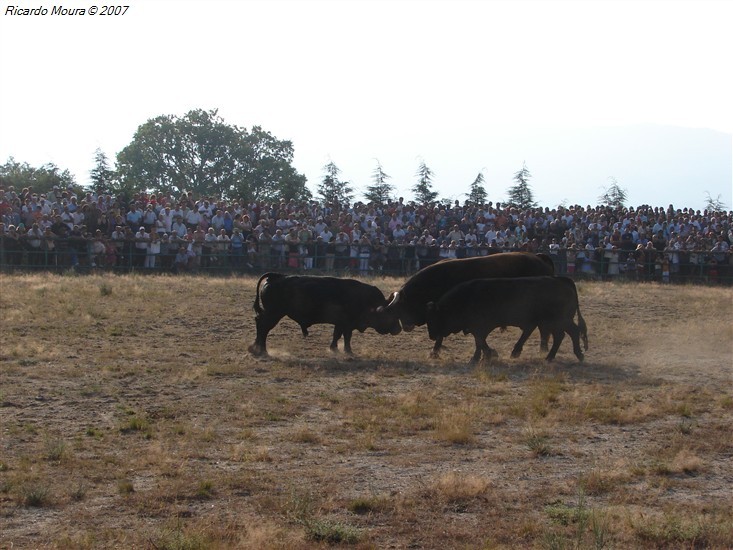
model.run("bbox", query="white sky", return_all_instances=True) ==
[1,0,731,210]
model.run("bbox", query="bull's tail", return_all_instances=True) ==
[564,276,588,351]
[577,304,588,351]
[253,272,285,316]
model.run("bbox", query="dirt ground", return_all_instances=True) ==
[1,274,732,549]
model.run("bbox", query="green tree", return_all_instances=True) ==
[237,126,310,203]
[0,157,77,195]
[467,171,487,205]
[363,160,394,204]
[317,161,354,206]
[115,109,308,201]
[412,160,438,204]
[89,148,115,196]
[598,177,628,208]
[506,162,537,210]
[704,192,727,213]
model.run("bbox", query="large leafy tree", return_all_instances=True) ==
[467,171,487,205]
[0,157,77,194]
[506,162,537,210]
[412,160,438,204]
[115,109,309,201]
[317,161,354,206]
[363,160,394,204]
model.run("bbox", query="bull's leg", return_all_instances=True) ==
[565,322,584,362]
[430,335,444,358]
[248,314,283,356]
[342,329,354,355]
[545,329,565,361]
[330,326,343,352]
[538,326,550,352]
[470,334,485,365]
[511,326,535,358]
[472,331,497,364]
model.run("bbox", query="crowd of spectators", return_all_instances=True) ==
[1,183,731,283]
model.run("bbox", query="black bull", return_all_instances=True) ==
[248,273,401,356]
[377,252,556,350]
[426,276,589,364]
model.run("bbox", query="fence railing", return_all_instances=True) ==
[1,236,730,285]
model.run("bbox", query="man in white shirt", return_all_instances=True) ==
[134,226,149,268]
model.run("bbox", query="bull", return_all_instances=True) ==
[248,272,401,357]
[425,276,588,364]
[378,252,556,350]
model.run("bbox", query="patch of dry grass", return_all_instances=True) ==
[1,273,732,548]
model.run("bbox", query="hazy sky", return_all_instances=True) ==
[1,0,731,210]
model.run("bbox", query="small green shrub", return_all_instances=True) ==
[21,485,51,507]
[305,518,361,544]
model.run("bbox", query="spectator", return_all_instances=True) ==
[125,204,143,229]
[357,234,371,273]
[90,230,106,267]
[142,204,157,232]
[134,226,149,268]
[26,222,44,267]
[271,228,286,268]
[3,225,23,265]
[173,246,193,273]
[146,232,161,268]
[230,228,245,267]
[216,228,230,266]
[197,227,213,268]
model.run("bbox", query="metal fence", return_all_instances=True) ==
[1,236,731,285]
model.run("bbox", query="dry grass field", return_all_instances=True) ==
[1,272,732,549]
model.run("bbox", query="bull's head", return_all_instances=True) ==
[365,301,402,335]
[377,291,416,332]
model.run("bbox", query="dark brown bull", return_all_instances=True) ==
[378,252,555,351]
[248,272,401,356]
[425,276,588,364]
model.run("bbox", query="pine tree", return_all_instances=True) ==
[317,161,354,207]
[89,148,114,196]
[412,160,438,204]
[598,177,628,208]
[704,192,727,213]
[506,162,537,209]
[363,160,394,204]
[467,171,487,205]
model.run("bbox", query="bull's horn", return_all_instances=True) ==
[385,291,401,308]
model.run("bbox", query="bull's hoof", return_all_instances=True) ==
[248,344,267,357]
[510,350,522,359]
